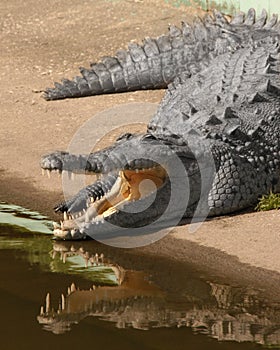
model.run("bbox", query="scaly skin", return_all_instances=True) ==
[41,9,280,239]
[43,9,279,100]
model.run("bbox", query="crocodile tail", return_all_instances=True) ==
[43,8,279,100]
[43,24,209,101]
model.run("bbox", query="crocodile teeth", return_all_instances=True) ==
[40,306,44,315]
[46,293,50,313]
[100,253,104,264]
[70,283,76,292]
[47,170,51,179]
[41,169,45,176]
[63,212,68,220]
[61,294,65,310]
[71,229,77,237]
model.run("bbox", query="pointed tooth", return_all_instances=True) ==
[90,197,94,203]
[100,253,104,264]
[46,293,50,313]
[61,294,65,310]
[41,169,45,176]
[135,169,139,173]
[60,221,64,229]
[63,212,68,220]
[47,170,51,179]
[71,229,76,237]
[67,287,71,295]
[40,306,44,315]
[83,209,86,213]
[71,172,75,181]
[70,283,76,292]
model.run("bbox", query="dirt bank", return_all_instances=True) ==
[0,0,279,283]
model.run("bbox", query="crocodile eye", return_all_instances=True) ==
[116,133,133,142]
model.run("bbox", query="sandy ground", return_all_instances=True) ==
[0,0,280,283]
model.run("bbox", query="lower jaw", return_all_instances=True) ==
[53,167,167,238]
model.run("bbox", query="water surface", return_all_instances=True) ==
[0,203,279,350]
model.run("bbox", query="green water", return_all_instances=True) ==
[0,203,279,350]
[165,0,280,16]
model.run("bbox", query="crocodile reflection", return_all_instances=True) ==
[37,243,280,346]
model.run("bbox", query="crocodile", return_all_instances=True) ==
[41,8,280,240]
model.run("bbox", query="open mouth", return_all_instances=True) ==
[52,165,167,238]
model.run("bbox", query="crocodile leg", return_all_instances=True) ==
[207,150,278,216]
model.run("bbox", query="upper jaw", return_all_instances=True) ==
[40,133,194,174]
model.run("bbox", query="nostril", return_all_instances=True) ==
[116,133,133,141]
[40,155,63,170]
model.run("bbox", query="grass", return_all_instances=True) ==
[255,191,280,211]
